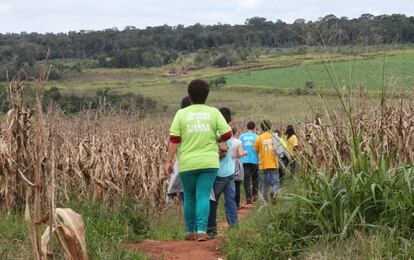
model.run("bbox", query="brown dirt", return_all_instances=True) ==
[125,204,254,260]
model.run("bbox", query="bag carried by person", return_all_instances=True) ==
[271,133,290,169]
[234,158,244,181]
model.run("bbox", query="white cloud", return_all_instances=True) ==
[0,3,11,11]
[238,0,263,8]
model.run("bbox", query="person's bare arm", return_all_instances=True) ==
[219,142,228,158]
[165,142,178,175]
[238,142,247,157]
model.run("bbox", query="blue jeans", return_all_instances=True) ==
[207,175,238,232]
[259,169,280,202]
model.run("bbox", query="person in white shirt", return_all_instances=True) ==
[231,126,247,209]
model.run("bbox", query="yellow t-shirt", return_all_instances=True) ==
[285,134,298,157]
[253,132,279,170]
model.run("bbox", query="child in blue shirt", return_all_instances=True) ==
[239,121,259,203]
[207,107,238,239]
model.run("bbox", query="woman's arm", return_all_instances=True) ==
[165,142,178,175]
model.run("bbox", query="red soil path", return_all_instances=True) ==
[125,204,254,260]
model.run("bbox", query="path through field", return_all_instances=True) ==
[125,204,254,260]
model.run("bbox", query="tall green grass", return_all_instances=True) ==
[223,50,414,259]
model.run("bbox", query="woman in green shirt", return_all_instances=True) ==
[165,79,232,241]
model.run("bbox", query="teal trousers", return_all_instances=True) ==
[179,168,218,234]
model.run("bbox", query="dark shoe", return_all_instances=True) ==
[185,233,197,241]
[197,233,210,241]
[246,198,252,204]
[207,229,217,239]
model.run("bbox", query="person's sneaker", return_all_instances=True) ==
[246,198,252,204]
[197,233,210,241]
[185,233,197,241]
[207,229,217,239]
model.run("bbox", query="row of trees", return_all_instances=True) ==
[1,14,414,71]
[0,85,161,114]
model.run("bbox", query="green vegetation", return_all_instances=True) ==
[222,53,414,92]
[2,13,414,82]
[224,163,414,259]
[0,200,152,259]
[0,84,163,114]
[221,67,414,258]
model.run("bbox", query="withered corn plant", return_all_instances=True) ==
[1,57,88,259]
[299,99,414,174]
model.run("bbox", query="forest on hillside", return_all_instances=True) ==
[1,13,414,80]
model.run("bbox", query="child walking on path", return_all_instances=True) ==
[284,125,299,174]
[166,96,192,204]
[165,80,232,241]
[254,120,280,202]
[207,107,238,239]
[239,121,259,204]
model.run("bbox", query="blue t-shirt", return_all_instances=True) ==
[217,139,235,177]
[239,132,259,165]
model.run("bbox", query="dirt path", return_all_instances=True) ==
[125,204,254,260]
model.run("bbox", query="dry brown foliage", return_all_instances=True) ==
[299,100,414,172]
[0,112,169,213]
[41,208,88,260]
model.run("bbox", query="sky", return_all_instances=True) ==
[1,0,414,33]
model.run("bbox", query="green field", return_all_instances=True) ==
[221,54,414,92]
[40,48,413,123]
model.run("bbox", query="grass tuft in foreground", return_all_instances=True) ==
[0,199,152,259]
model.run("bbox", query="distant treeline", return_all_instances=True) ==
[1,14,414,72]
[0,85,162,114]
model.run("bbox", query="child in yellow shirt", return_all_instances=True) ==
[253,120,279,202]
[283,125,298,174]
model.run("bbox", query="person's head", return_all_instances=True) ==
[181,96,191,109]
[247,121,255,131]
[274,129,281,136]
[261,120,272,132]
[285,125,296,138]
[188,79,209,104]
[219,107,232,123]
[232,126,237,136]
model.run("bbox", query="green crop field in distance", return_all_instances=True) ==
[221,54,414,92]
[41,48,413,122]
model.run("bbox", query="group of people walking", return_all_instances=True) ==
[165,79,298,241]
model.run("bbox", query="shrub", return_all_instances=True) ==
[209,76,226,88]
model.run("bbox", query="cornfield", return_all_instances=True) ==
[1,70,413,214]
[0,78,170,213]
[299,100,414,173]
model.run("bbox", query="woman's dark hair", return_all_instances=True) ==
[188,79,209,104]
[261,120,272,132]
[181,96,191,109]
[232,126,237,135]
[285,125,296,138]
[247,121,255,130]
[219,107,232,123]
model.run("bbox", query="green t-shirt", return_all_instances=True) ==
[170,104,231,172]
